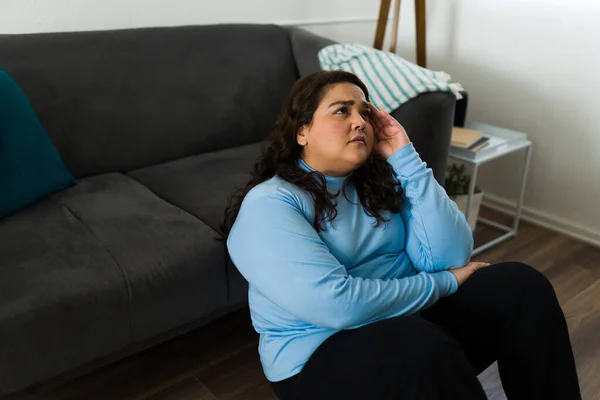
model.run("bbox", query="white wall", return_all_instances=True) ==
[421,0,600,246]
[2,0,599,245]
[0,0,384,34]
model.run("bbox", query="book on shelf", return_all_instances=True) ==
[451,126,484,148]
[449,135,510,159]
[466,136,490,152]
[481,136,508,152]
[451,127,494,152]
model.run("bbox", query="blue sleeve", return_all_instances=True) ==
[387,143,473,273]
[226,184,458,331]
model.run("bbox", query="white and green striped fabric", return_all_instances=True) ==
[318,43,463,113]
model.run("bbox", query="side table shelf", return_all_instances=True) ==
[448,121,533,256]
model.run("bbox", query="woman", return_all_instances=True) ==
[223,71,581,399]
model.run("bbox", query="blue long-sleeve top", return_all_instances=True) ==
[226,143,473,382]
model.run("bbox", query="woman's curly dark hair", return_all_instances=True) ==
[221,70,403,235]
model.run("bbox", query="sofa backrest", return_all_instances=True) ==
[0,24,299,178]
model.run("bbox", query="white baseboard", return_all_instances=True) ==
[482,193,600,249]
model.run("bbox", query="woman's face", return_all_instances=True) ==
[297,83,374,177]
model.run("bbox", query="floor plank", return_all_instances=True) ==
[563,280,600,400]
[475,208,600,400]
[48,310,258,400]
[38,207,600,400]
[141,378,217,400]
[194,345,277,400]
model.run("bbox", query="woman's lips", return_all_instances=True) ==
[350,136,366,144]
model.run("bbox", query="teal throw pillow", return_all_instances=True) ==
[0,68,76,218]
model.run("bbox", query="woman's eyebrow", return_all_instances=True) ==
[327,100,370,108]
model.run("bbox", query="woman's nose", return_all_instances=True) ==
[353,113,366,130]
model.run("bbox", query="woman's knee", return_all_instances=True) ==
[498,261,555,295]
[492,262,561,315]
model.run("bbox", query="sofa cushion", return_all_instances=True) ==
[0,24,298,178]
[0,68,75,219]
[0,198,130,395]
[128,142,263,236]
[53,173,229,342]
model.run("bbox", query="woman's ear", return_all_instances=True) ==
[297,126,308,147]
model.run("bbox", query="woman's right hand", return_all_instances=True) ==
[450,262,491,287]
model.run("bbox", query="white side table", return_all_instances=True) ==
[447,121,533,256]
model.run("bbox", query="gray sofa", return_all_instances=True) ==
[0,23,458,397]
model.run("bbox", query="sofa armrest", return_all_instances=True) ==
[285,26,461,185]
[390,92,455,185]
[286,26,336,76]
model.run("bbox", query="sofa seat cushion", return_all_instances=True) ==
[127,142,263,237]
[52,173,228,343]
[0,198,130,395]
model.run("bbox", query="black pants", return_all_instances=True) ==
[271,262,581,400]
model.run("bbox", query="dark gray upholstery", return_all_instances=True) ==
[0,198,130,394]
[287,26,336,76]
[128,142,263,235]
[391,93,455,185]
[53,174,228,343]
[0,24,461,397]
[0,24,298,178]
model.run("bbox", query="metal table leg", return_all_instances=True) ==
[464,162,480,222]
[513,145,532,233]
[471,144,532,256]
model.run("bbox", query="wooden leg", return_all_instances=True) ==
[389,0,402,53]
[415,0,427,67]
[374,0,392,50]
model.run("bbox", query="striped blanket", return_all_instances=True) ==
[318,43,463,113]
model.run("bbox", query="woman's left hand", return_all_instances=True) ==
[369,103,411,160]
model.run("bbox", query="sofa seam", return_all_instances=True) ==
[123,174,231,304]
[125,174,224,237]
[57,200,134,344]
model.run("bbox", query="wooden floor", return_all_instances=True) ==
[37,208,600,400]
